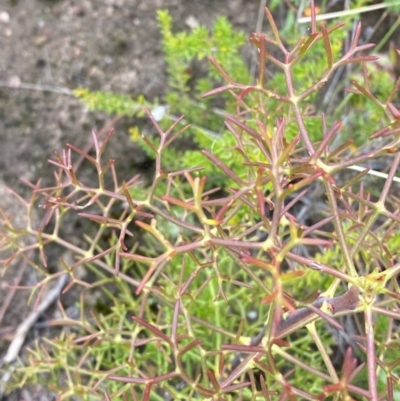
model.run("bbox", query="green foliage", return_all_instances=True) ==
[73,8,399,187]
[3,3,400,401]
[383,0,400,13]
[73,87,149,117]
[154,10,253,185]
[74,10,254,187]
[157,10,249,90]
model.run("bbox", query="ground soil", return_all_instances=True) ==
[0,0,399,399]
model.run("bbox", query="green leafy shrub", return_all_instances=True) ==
[73,6,399,190]
[2,4,400,401]
[74,9,252,187]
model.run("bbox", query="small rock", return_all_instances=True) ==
[8,76,21,88]
[34,35,48,46]
[0,11,10,23]
[185,15,199,29]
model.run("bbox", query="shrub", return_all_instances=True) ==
[1,3,400,401]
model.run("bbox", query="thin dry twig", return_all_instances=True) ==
[1,273,70,366]
[298,1,400,23]
[0,80,73,95]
